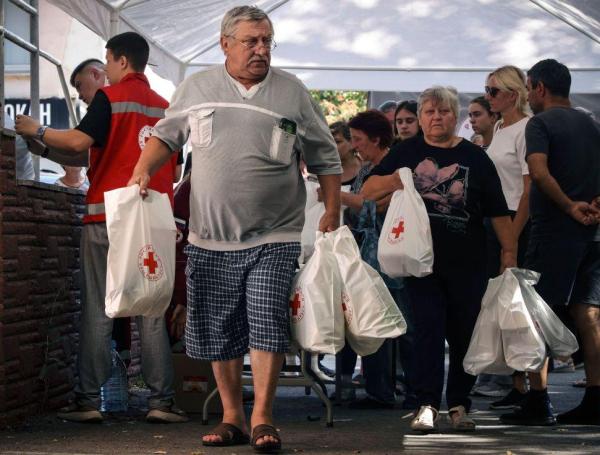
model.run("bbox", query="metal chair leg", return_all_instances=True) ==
[310,380,333,427]
[201,386,220,425]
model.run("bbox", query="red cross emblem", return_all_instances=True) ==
[392,220,405,238]
[143,251,158,274]
[138,244,164,281]
[387,217,405,244]
[289,288,304,323]
[290,293,301,316]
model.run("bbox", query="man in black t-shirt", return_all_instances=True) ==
[500,59,600,427]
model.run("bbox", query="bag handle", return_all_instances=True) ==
[398,167,415,191]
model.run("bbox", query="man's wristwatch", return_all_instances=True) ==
[36,125,48,141]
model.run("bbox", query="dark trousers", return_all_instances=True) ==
[405,264,487,411]
[338,287,409,403]
[339,338,395,403]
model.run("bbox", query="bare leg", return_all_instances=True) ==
[202,358,246,444]
[571,303,600,386]
[250,349,284,447]
[528,359,549,391]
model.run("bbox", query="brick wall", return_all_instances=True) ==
[0,131,143,426]
[0,130,85,425]
[0,132,140,426]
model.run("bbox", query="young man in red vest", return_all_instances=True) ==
[15,32,186,423]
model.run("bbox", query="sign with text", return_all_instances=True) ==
[4,97,70,129]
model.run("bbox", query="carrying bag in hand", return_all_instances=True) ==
[289,232,345,354]
[496,269,547,372]
[104,185,176,318]
[332,226,406,356]
[300,183,349,261]
[512,268,579,360]
[377,168,433,277]
[463,274,513,376]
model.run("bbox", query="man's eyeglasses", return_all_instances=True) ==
[227,35,277,51]
[485,86,501,98]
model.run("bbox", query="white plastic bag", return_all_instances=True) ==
[104,185,176,318]
[464,275,513,375]
[512,268,579,360]
[289,232,345,354]
[332,226,406,356]
[378,168,433,278]
[301,183,349,261]
[496,269,547,372]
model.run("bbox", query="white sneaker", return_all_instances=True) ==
[410,405,439,432]
[447,405,476,431]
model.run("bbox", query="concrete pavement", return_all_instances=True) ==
[0,364,598,454]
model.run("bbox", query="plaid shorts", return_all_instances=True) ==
[184,242,301,361]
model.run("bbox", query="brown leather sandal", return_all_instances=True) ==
[202,422,250,447]
[251,424,282,453]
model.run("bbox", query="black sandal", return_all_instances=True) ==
[251,424,282,453]
[202,422,250,447]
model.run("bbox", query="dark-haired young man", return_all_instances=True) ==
[71,58,106,105]
[500,59,600,426]
[15,32,185,424]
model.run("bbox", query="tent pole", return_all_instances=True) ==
[529,0,600,46]
[110,9,119,37]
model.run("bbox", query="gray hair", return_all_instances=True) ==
[417,86,460,119]
[221,6,273,37]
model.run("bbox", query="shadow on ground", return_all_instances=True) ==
[0,369,598,454]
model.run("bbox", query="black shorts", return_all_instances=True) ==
[525,239,600,309]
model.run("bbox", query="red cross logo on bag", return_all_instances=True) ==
[289,288,305,323]
[387,217,405,244]
[341,291,353,325]
[138,244,164,281]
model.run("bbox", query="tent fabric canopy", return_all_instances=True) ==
[49,0,600,92]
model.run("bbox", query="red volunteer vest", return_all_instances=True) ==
[84,72,176,223]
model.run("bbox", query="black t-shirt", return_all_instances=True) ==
[525,107,600,241]
[370,136,509,266]
[75,90,111,147]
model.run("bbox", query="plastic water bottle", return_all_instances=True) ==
[100,341,129,412]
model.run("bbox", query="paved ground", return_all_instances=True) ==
[1,364,598,454]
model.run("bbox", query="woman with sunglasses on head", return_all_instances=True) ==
[483,65,532,410]
[393,100,422,143]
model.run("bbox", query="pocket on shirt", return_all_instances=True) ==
[268,123,296,165]
[189,108,215,148]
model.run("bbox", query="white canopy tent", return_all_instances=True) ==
[49,0,600,92]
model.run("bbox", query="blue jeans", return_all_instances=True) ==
[75,224,175,410]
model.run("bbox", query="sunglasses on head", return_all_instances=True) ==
[485,86,501,97]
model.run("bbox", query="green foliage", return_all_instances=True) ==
[310,90,368,125]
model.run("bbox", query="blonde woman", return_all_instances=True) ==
[483,66,534,409]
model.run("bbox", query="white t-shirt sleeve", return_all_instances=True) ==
[515,121,529,176]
